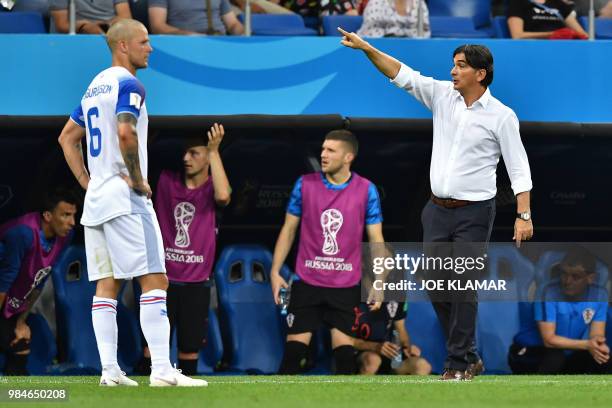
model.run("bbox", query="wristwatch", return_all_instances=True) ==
[516,212,531,221]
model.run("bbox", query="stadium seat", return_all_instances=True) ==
[238,14,318,36]
[26,313,57,375]
[405,301,447,374]
[198,308,224,374]
[476,244,535,374]
[52,245,140,373]
[427,0,492,29]
[484,244,535,301]
[301,16,319,31]
[321,15,363,36]
[0,12,45,33]
[579,16,612,39]
[214,245,292,374]
[493,16,511,38]
[429,16,492,38]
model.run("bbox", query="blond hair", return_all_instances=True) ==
[106,19,146,52]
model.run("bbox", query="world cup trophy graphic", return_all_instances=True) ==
[321,209,343,255]
[174,202,196,248]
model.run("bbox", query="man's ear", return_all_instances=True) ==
[345,152,355,164]
[42,210,52,223]
[477,68,487,83]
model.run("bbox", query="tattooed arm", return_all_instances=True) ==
[58,119,89,190]
[117,113,151,198]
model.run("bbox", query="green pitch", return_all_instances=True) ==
[1,376,612,408]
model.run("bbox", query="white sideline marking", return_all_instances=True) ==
[2,377,612,386]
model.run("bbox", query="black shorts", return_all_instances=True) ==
[166,281,211,353]
[0,314,19,353]
[285,280,360,336]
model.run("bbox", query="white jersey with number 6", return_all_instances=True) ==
[70,66,153,227]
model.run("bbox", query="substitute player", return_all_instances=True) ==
[58,19,206,387]
[352,301,431,376]
[137,123,231,375]
[271,130,385,374]
[0,189,76,375]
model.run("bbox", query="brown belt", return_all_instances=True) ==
[431,194,474,209]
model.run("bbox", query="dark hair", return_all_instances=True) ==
[41,188,79,214]
[324,130,359,156]
[183,134,207,150]
[453,44,494,87]
[560,247,597,275]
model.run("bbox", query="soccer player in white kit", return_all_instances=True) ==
[58,19,207,387]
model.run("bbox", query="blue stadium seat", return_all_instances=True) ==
[238,14,318,36]
[0,12,45,33]
[429,16,492,38]
[321,15,363,36]
[484,244,535,301]
[405,301,447,374]
[427,0,492,29]
[52,245,139,373]
[26,313,57,375]
[302,16,319,31]
[535,250,609,289]
[476,244,535,374]
[214,245,292,373]
[198,308,224,374]
[493,15,511,38]
[579,16,612,39]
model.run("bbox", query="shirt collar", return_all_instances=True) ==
[455,87,491,109]
[477,87,491,109]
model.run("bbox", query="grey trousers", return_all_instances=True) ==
[421,198,496,371]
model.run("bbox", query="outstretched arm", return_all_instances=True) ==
[337,27,401,79]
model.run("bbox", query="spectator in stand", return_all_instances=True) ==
[230,0,294,15]
[573,0,612,18]
[357,0,430,38]
[507,0,588,39]
[2,0,49,17]
[281,0,359,20]
[50,0,131,34]
[148,0,244,35]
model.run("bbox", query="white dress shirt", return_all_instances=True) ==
[391,63,533,201]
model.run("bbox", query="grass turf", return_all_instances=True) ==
[1,375,612,408]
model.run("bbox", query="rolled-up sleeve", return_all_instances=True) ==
[498,112,533,195]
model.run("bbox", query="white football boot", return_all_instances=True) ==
[150,366,208,387]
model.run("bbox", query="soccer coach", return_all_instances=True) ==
[338,29,533,380]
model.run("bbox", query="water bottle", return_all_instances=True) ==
[279,287,290,316]
[390,329,403,369]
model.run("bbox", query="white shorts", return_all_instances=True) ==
[84,213,166,281]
